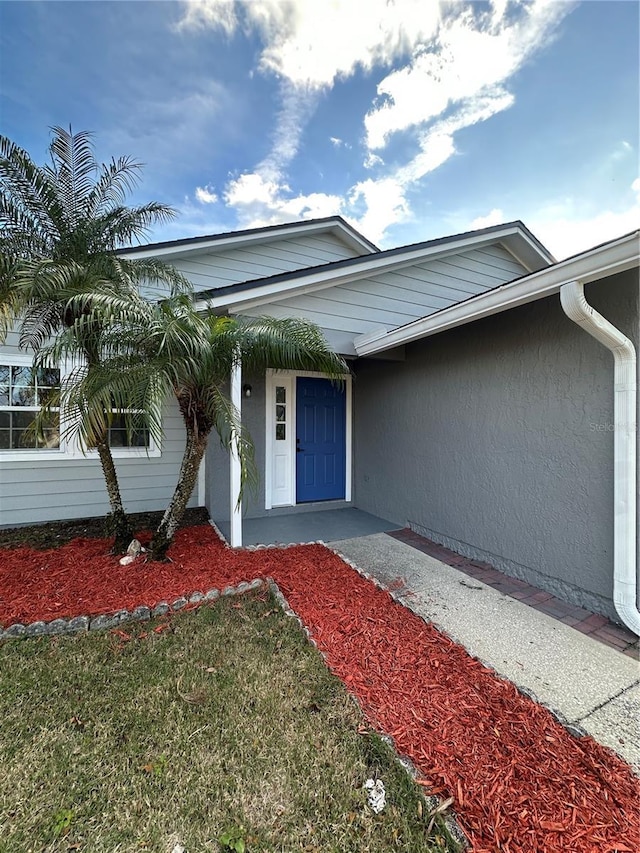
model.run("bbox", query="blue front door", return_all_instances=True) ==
[296,377,346,503]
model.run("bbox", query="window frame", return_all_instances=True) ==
[0,353,161,461]
[0,353,65,461]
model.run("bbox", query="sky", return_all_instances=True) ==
[1,0,638,259]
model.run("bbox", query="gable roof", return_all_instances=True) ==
[354,230,640,356]
[119,215,379,260]
[194,220,554,312]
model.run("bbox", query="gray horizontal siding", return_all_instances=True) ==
[2,329,21,349]
[238,242,530,347]
[0,366,197,527]
[172,233,362,293]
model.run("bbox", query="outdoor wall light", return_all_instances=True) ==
[242,384,252,398]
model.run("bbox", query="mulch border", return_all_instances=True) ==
[327,545,590,742]
[0,518,604,745]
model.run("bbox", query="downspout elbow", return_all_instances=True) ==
[560,281,639,636]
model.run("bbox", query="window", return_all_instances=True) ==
[275,385,287,440]
[0,364,60,450]
[0,354,161,459]
[107,411,150,449]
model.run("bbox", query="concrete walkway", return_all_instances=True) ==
[331,532,640,773]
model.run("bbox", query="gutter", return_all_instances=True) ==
[560,281,639,636]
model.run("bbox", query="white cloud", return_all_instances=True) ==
[180,0,441,89]
[224,170,342,227]
[179,0,441,226]
[352,90,515,243]
[195,185,218,204]
[330,136,352,150]
[364,152,384,169]
[258,87,318,182]
[398,129,457,184]
[534,207,640,260]
[225,172,283,208]
[180,0,575,242]
[529,180,640,259]
[470,208,505,230]
[178,0,238,36]
[347,177,410,243]
[364,0,569,150]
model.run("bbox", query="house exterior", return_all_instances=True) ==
[1,216,638,631]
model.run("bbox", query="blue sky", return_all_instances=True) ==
[1,0,638,258]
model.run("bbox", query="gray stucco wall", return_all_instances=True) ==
[352,269,639,621]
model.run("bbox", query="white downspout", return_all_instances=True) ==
[560,281,639,636]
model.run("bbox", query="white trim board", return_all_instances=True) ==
[120,218,378,262]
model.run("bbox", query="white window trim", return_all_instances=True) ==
[0,352,66,462]
[0,352,161,461]
[265,368,352,510]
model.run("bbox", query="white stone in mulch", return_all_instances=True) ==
[119,538,145,566]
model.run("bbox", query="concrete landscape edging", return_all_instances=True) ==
[0,578,265,641]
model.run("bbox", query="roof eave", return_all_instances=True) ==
[197,221,553,313]
[355,231,640,357]
[118,216,378,261]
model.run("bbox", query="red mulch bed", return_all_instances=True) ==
[1,523,638,852]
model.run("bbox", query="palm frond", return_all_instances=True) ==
[232,315,348,379]
[85,155,143,218]
[208,383,259,504]
[0,135,60,249]
[114,256,192,299]
[0,192,52,259]
[99,202,177,249]
[45,126,98,228]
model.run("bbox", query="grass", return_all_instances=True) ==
[0,590,461,853]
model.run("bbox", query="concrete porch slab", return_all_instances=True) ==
[331,533,640,771]
[215,508,398,547]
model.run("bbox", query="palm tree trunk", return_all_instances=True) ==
[82,344,132,552]
[149,426,208,561]
[95,438,131,553]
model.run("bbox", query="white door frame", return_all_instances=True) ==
[265,369,352,510]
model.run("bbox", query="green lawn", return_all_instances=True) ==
[0,590,461,852]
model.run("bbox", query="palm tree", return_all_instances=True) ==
[0,127,187,551]
[64,294,348,560]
